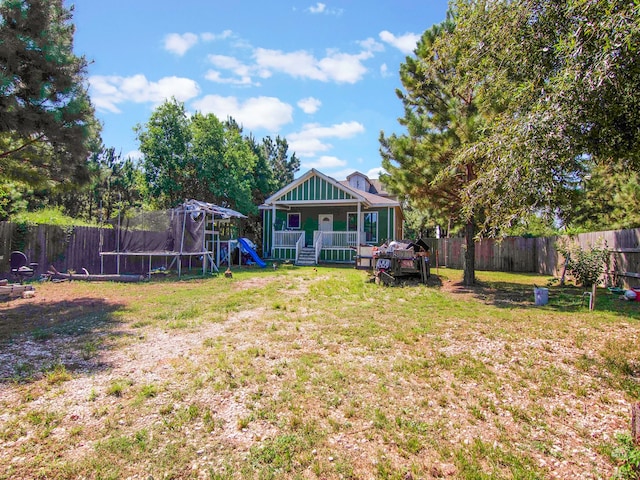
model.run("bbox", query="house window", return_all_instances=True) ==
[287,213,301,229]
[347,212,378,243]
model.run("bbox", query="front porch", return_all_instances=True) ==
[260,169,403,266]
[271,230,359,265]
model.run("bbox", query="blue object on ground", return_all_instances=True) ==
[238,238,267,268]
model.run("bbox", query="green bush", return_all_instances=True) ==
[612,432,640,479]
[10,208,98,227]
[557,239,609,287]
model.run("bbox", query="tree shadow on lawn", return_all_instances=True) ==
[0,297,128,384]
[446,280,640,318]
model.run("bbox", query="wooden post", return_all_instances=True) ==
[632,403,640,445]
[421,256,428,284]
[590,283,596,310]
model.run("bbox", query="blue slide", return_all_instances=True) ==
[238,238,267,268]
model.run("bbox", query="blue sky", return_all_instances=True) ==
[70,1,449,180]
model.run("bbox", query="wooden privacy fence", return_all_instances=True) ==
[0,222,112,278]
[568,228,640,288]
[1,221,638,286]
[0,222,180,278]
[423,228,640,287]
[422,236,546,273]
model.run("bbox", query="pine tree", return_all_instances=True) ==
[0,0,99,187]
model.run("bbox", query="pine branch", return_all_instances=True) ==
[0,133,46,159]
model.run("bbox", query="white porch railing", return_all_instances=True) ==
[314,231,323,263]
[295,233,305,262]
[314,231,358,248]
[274,230,305,247]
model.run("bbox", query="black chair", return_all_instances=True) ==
[10,251,38,284]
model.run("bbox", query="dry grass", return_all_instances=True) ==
[0,266,639,479]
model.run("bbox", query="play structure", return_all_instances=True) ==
[99,199,266,277]
[238,238,267,268]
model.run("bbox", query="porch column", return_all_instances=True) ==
[271,204,276,255]
[356,201,361,247]
[392,207,397,241]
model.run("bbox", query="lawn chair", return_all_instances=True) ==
[10,251,38,284]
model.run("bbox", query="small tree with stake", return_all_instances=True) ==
[556,239,609,288]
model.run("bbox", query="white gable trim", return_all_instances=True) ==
[263,168,368,205]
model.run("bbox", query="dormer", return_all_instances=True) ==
[346,172,372,193]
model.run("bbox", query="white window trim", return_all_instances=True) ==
[347,211,378,244]
[287,212,301,230]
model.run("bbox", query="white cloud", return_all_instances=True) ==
[380,63,390,77]
[201,30,233,42]
[205,70,255,86]
[366,167,386,179]
[254,48,371,84]
[254,48,324,81]
[297,97,321,114]
[89,74,200,113]
[302,155,347,169]
[125,150,143,161]
[287,121,365,157]
[379,30,421,54]
[191,95,293,131]
[308,2,326,13]
[201,41,375,86]
[307,2,343,15]
[328,168,357,180]
[164,32,199,56]
[294,121,365,140]
[288,136,332,157]
[358,37,385,53]
[165,30,234,56]
[208,54,251,76]
[318,51,372,83]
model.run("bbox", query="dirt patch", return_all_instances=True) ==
[0,271,637,479]
[231,276,278,290]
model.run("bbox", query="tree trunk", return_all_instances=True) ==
[463,218,475,286]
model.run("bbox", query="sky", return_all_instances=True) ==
[70,1,450,181]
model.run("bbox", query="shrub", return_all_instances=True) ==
[612,432,640,479]
[557,239,609,287]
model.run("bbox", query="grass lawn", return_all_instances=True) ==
[0,266,639,479]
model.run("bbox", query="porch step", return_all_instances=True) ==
[296,247,317,266]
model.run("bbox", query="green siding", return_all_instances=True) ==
[273,248,296,260]
[263,209,272,256]
[275,210,288,230]
[302,217,317,246]
[272,247,354,263]
[320,249,356,263]
[275,175,356,202]
[378,208,389,242]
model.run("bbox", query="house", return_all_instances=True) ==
[260,169,403,265]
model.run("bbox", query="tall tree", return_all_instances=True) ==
[459,0,640,232]
[262,135,300,192]
[0,0,100,187]
[566,162,640,231]
[246,134,273,207]
[136,98,192,208]
[136,99,263,214]
[380,14,491,285]
[44,146,144,222]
